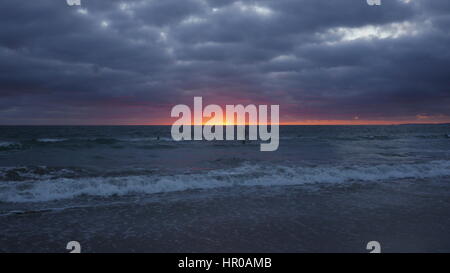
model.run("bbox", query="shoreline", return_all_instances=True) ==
[1,178,449,253]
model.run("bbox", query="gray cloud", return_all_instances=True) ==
[0,0,449,124]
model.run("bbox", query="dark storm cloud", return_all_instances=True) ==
[0,0,449,124]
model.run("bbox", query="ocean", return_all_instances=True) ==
[1,125,450,252]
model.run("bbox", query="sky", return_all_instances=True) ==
[0,0,449,125]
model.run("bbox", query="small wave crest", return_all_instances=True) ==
[0,141,22,151]
[36,138,68,143]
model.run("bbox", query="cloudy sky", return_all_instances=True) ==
[0,0,449,125]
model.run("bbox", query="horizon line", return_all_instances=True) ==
[1,122,449,126]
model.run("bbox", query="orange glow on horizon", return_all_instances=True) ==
[132,119,450,126]
[279,119,450,125]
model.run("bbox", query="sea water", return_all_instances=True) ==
[0,125,449,252]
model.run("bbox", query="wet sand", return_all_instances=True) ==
[1,178,449,253]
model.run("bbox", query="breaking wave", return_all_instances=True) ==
[1,160,450,203]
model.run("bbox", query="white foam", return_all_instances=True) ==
[1,160,450,203]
